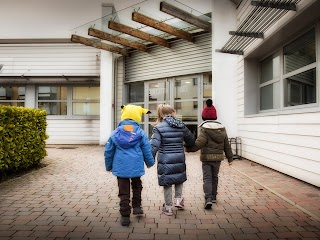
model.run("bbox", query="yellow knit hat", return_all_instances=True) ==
[121,104,150,123]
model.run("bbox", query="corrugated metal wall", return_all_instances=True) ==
[46,119,100,144]
[124,33,212,82]
[0,44,101,145]
[0,44,100,76]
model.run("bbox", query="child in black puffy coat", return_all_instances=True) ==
[150,104,195,215]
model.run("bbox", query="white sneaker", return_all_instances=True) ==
[162,204,173,216]
[174,197,185,209]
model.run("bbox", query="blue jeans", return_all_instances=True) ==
[202,161,221,199]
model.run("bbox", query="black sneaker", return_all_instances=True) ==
[120,216,130,226]
[212,196,217,203]
[204,199,213,209]
[133,207,144,215]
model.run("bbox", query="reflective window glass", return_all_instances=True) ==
[0,86,25,107]
[175,78,198,100]
[174,101,198,122]
[72,103,100,115]
[203,74,212,98]
[73,87,99,100]
[38,102,67,115]
[260,82,280,111]
[129,82,144,102]
[284,29,315,74]
[285,68,316,107]
[261,54,280,84]
[149,81,167,102]
[38,86,67,101]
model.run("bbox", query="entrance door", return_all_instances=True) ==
[145,79,169,136]
[173,75,201,136]
[126,73,211,137]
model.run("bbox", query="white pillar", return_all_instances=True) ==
[212,0,238,137]
[99,50,113,145]
[25,85,36,108]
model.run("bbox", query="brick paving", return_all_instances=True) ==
[0,145,319,240]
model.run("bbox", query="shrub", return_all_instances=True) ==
[0,105,48,174]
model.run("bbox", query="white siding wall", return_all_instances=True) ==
[236,1,320,187]
[46,119,100,144]
[125,34,212,82]
[0,44,100,76]
[0,44,101,145]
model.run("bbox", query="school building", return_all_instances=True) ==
[0,0,319,187]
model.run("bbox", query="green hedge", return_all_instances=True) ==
[0,105,48,174]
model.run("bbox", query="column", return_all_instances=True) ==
[99,50,113,145]
[212,0,238,137]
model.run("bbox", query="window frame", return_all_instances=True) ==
[258,51,281,112]
[36,84,100,119]
[256,25,319,115]
[0,85,26,107]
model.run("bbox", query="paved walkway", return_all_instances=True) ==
[0,145,319,240]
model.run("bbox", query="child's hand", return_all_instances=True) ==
[147,166,151,168]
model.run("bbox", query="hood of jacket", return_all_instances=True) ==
[200,120,226,143]
[112,120,143,149]
[163,116,185,128]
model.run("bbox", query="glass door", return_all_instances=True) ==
[145,79,169,136]
[173,75,201,136]
[126,73,210,137]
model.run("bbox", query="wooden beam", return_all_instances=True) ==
[88,28,148,52]
[160,1,211,32]
[251,0,296,11]
[132,12,194,42]
[71,34,129,56]
[108,21,170,48]
[229,31,264,39]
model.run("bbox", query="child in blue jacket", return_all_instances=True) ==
[104,104,155,227]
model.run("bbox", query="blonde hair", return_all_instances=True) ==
[156,104,176,124]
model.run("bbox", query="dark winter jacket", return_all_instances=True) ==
[186,120,233,163]
[104,119,155,178]
[150,116,195,186]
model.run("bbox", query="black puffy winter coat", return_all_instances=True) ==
[150,116,195,186]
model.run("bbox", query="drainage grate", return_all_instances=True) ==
[56,147,78,149]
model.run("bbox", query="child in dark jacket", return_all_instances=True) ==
[186,107,233,209]
[150,104,195,216]
[104,104,155,226]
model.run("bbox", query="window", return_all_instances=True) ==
[0,86,25,107]
[37,86,67,115]
[259,53,280,110]
[174,77,198,122]
[72,86,99,116]
[37,85,99,116]
[257,28,317,112]
[283,29,316,107]
[203,73,212,99]
[128,81,144,103]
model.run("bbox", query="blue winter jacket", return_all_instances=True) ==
[104,119,155,178]
[150,116,195,186]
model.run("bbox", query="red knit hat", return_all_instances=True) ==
[202,99,217,120]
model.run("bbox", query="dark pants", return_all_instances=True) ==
[202,161,221,199]
[117,177,142,217]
